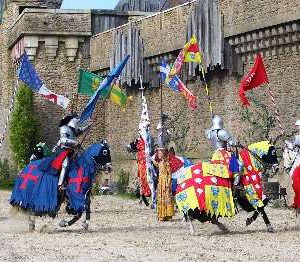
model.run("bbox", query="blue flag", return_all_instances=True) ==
[18,53,70,109]
[159,60,180,92]
[79,55,130,123]
[18,53,43,91]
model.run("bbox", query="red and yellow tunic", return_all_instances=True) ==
[136,138,151,197]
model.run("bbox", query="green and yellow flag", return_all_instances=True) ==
[110,84,132,112]
[78,70,103,96]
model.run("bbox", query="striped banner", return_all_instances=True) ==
[0,61,21,157]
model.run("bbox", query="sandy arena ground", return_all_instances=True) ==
[0,190,300,262]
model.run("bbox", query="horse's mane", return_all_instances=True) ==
[247,141,272,158]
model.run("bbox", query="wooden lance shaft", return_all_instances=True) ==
[267,84,284,136]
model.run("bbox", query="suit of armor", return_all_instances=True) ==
[285,120,300,150]
[205,115,236,150]
[55,114,90,186]
[206,115,239,185]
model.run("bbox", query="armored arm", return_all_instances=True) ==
[60,126,78,148]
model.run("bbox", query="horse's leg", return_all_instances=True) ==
[28,214,35,232]
[184,214,195,236]
[59,213,82,228]
[82,192,91,230]
[141,194,150,206]
[211,216,229,233]
[246,210,259,226]
[258,207,274,233]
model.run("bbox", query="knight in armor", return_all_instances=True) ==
[205,115,236,151]
[206,115,240,184]
[53,112,90,187]
[285,119,300,149]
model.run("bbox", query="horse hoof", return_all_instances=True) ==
[59,220,68,228]
[82,222,89,230]
[29,224,35,232]
[267,224,274,233]
[246,218,253,226]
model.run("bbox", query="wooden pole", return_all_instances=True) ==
[267,84,284,136]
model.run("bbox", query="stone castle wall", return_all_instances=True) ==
[1,0,300,198]
[90,0,300,197]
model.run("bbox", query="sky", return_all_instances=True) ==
[61,0,119,9]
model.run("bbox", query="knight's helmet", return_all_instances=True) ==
[59,112,79,127]
[211,115,224,130]
[206,115,235,149]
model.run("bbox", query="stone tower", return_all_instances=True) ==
[0,0,91,162]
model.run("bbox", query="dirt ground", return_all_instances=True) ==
[0,190,300,262]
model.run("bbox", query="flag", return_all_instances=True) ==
[171,76,197,110]
[78,70,103,96]
[79,55,130,123]
[110,83,132,111]
[239,54,269,106]
[159,60,197,109]
[159,61,179,92]
[169,35,202,76]
[18,53,70,109]
[184,35,202,63]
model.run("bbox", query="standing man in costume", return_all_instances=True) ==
[155,116,175,221]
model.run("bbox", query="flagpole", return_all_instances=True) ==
[159,78,163,127]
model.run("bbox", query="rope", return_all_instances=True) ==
[0,60,21,158]
[267,84,284,136]
[200,66,214,118]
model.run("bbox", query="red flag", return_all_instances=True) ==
[239,54,269,106]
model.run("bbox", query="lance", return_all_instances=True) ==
[267,84,284,136]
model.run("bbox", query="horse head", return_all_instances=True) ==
[246,141,279,175]
[85,141,112,173]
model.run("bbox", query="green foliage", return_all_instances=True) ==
[0,159,17,190]
[167,107,197,154]
[10,84,38,168]
[116,169,130,194]
[238,91,276,143]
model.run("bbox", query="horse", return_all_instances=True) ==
[10,141,112,231]
[283,141,300,211]
[175,141,279,235]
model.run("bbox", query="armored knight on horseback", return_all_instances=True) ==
[284,119,300,210]
[206,115,240,184]
[53,112,90,188]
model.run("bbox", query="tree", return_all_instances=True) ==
[238,91,276,144]
[10,84,38,168]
